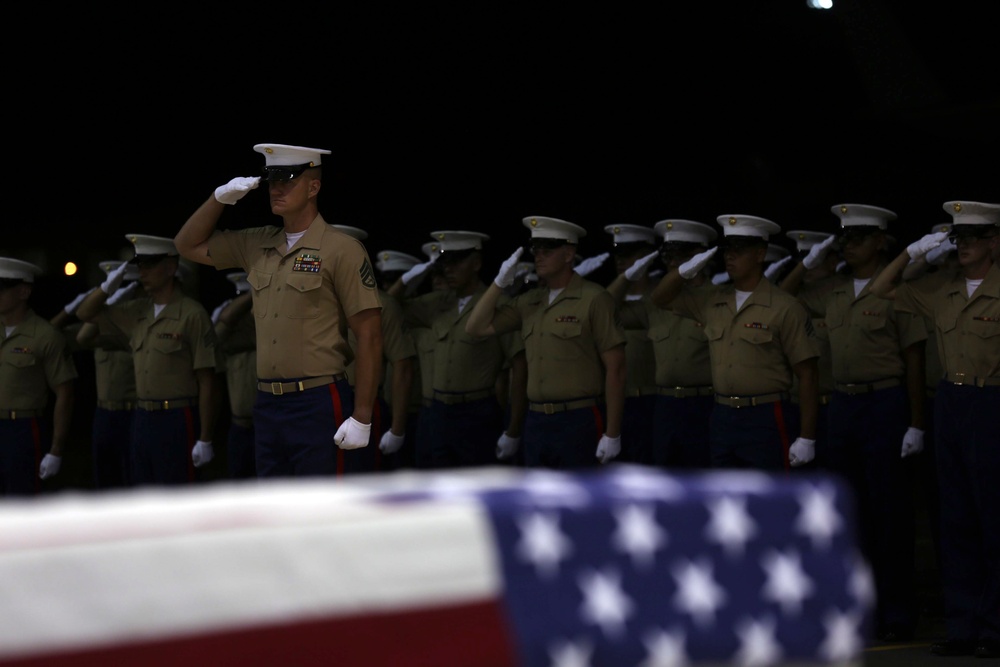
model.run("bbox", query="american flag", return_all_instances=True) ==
[0,466,872,666]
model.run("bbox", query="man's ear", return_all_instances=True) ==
[309,178,321,198]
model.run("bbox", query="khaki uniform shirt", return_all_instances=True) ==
[894,263,1000,380]
[622,297,712,388]
[0,309,77,410]
[220,310,257,420]
[208,215,382,379]
[100,293,216,400]
[405,285,521,394]
[671,280,818,396]
[349,289,416,403]
[492,274,626,402]
[91,322,137,403]
[800,271,926,383]
[621,296,656,395]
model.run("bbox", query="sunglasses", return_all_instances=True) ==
[720,236,766,252]
[130,254,170,268]
[837,227,881,245]
[948,227,998,244]
[0,278,24,289]
[436,248,477,265]
[613,242,655,258]
[262,163,317,183]
[529,238,570,254]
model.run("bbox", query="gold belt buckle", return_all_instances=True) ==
[543,403,555,415]
[162,400,169,410]
[729,396,741,408]
[953,372,965,386]
[271,382,284,395]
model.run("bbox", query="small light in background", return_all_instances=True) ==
[807,0,833,8]
[64,261,78,277]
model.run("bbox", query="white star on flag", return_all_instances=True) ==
[516,511,573,578]
[795,483,843,549]
[848,552,876,608]
[671,557,727,626]
[760,549,815,615]
[639,628,689,667]
[704,495,758,557]
[605,465,688,500]
[612,503,667,568]
[521,470,592,508]
[819,608,864,662]
[548,638,593,667]
[733,616,783,666]
[578,567,634,637]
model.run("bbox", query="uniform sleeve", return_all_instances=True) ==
[333,240,382,319]
[380,293,417,363]
[43,328,78,388]
[779,297,820,366]
[187,302,218,372]
[588,290,627,352]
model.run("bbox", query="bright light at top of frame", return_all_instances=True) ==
[807,0,833,8]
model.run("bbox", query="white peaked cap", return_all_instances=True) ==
[253,143,330,167]
[786,230,835,252]
[522,216,587,243]
[716,214,781,240]
[126,234,178,257]
[376,250,422,273]
[831,203,897,229]
[99,260,141,282]
[942,200,1000,226]
[0,257,42,282]
[603,224,656,245]
[429,230,490,251]
[654,219,718,245]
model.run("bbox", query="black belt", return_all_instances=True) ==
[834,378,901,395]
[97,400,135,411]
[257,375,344,395]
[626,387,657,397]
[656,385,714,398]
[791,393,832,406]
[0,409,44,420]
[943,372,1000,387]
[137,398,196,411]
[432,388,494,405]
[714,392,789,408]
[529,398,599,414]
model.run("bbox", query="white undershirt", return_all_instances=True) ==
[457,295,472,313]
[966,278,983,297]
[4,325,14,338]
[153,304,166,318]
[735,289,752,310]
[286,231,306,250]
[548,288,565,304]
[853,277,870,298]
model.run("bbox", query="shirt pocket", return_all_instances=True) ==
[285,273,323,320]
[551,322,583,361]
[738,326,774,346]
[3,352,36,369]
[248,269,272,318]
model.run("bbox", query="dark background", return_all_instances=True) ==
[7,0,999,312]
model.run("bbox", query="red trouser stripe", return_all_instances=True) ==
[772,400,790,473]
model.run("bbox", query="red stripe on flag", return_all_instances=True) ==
[1,600,517,667]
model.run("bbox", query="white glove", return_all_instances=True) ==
[334,417,371,450]
[494,247,525,289]
[39,454,61,479]
[624,251,659,281]
[901,427,924,458]
[711,271,730,285]
[496,433,521,460]
[191,440,214,467]
[788,437,816,467]
[401,256,437,285]
[211,298,233,325]
[803,235,838,270]
[64,289,93,315]
[106,281,139,305]
[679,247,718,280]
[764,255,794,281]
[595,434,621,464]
[925,238,956,265]
[214,176,261,205]
[574,252,610,277]
[906,231,949,260]
[100,261,130,294]
[379,429,405,454]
